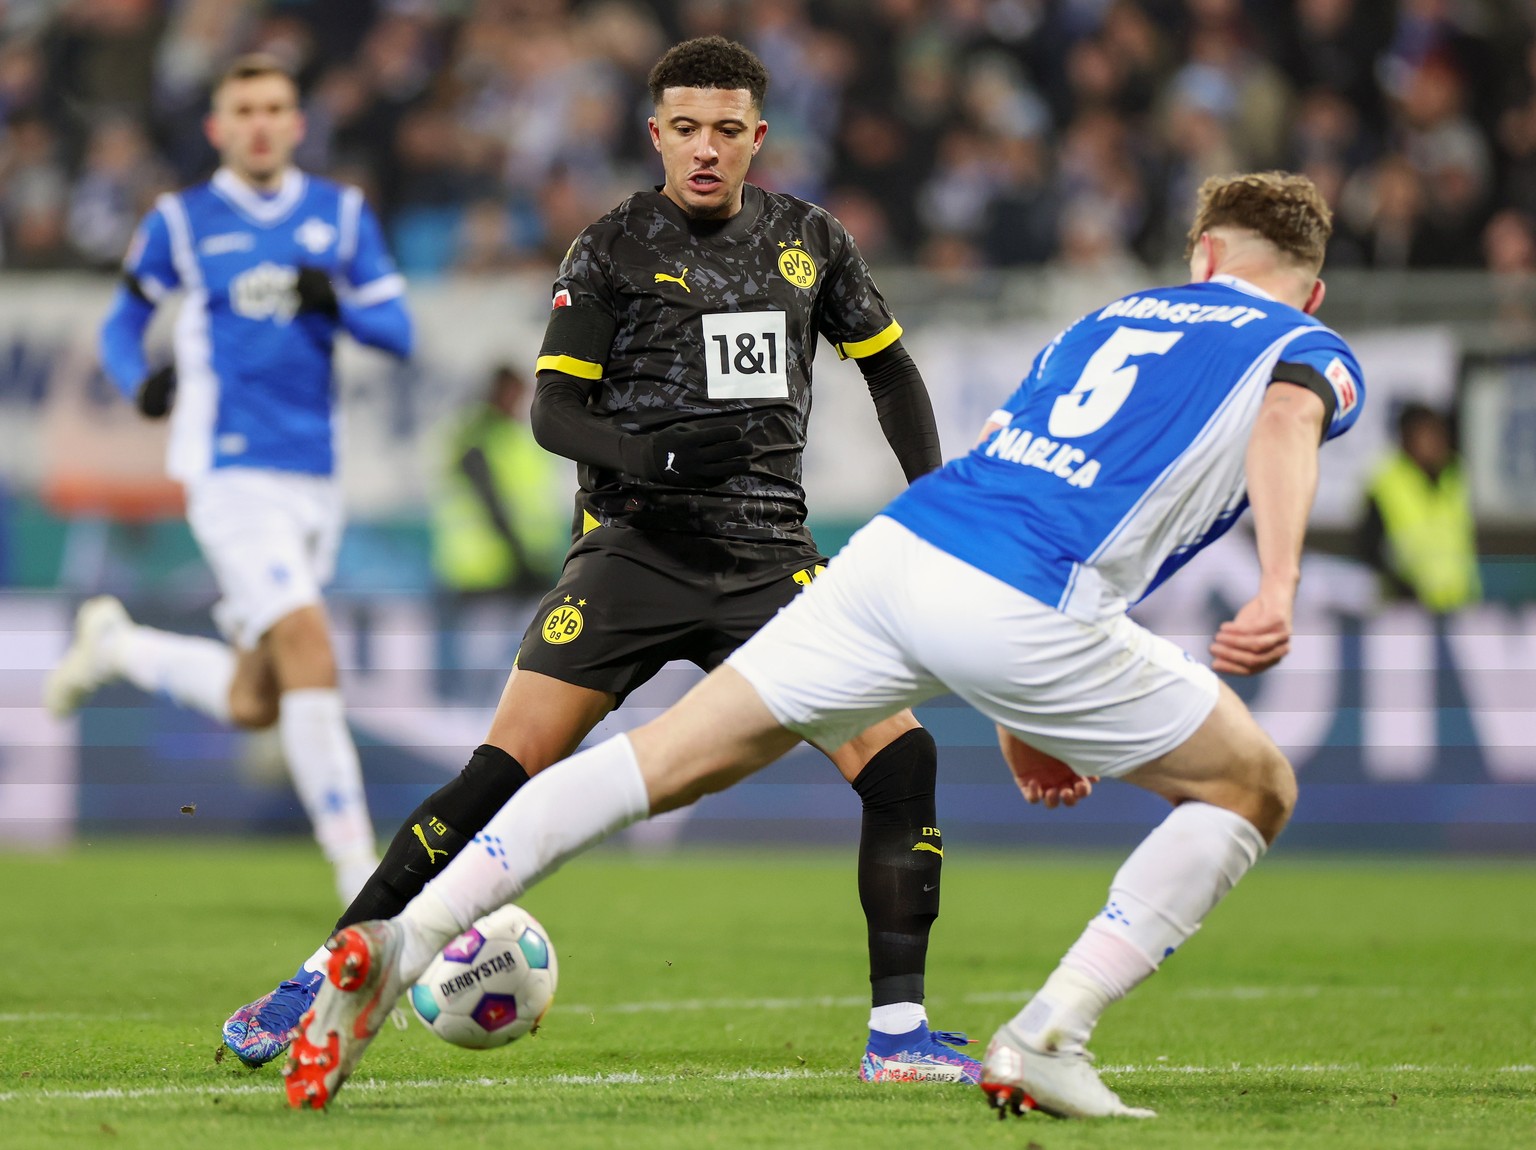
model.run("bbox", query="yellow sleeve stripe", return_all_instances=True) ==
[536,354,603,380]
[837,320,903,360]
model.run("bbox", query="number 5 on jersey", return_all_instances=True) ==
[703,311,789,400]
[1048,327,1183,439]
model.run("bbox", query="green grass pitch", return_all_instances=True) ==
[1,842,1532,1149]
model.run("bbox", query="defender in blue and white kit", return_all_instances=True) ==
[46,55,413,1067]
[97,158,410,650]
[280,175,1352,1121]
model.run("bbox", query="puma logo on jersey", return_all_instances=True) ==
[412,823,448,864]
[911,842,944,857]
[655,268,691,292]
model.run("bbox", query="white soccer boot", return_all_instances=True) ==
[44,596,130,718]
[979,1021,1156,1120]
[283,920,409,1110]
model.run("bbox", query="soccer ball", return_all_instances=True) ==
[408,904,558,1049]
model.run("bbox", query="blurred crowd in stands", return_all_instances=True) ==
[4,0,1536,279]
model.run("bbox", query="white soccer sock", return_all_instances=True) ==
[1014,802,1267,1049]
[278,687,378,905]
[396,734,651,982]
[301,945,331,976]
[115,625,235,723]
[869,1002,927,1035]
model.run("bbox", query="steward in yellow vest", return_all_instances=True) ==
[1361,403,1480,613]
[432,367,568,597]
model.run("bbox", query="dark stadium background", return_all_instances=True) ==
[1,0,1533,854]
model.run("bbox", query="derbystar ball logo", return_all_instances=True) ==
[552,289,571,309]
[438,949,520,999]
[1325,357,1358,417]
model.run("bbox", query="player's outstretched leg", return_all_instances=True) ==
[838,723,980,1084]
[222,743,533,1067]
[279,669,805,1107]
[283,921,410,1110]
[228,671,605,1068]
[980,687,1293,1120]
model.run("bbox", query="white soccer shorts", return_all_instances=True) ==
[728,515,1220,778]
[184,468,344,649]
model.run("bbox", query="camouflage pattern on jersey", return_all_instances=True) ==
[546,184,901,543]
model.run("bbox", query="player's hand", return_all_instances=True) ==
[136,365,176,419]
[997,726,1096,808]
[639,423,753,486]
[294,266,340,318]
[1210,587,1293,675]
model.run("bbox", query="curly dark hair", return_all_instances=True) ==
[647,36,769,110]
[1186,172,1333,273]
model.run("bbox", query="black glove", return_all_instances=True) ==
[136,365,176,419]
[623,423,752,486]
[294,266,340,318]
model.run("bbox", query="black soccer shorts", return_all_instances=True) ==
[513,524,828,702]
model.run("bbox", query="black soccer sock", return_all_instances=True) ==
[850,727,941,1009]
[334,744,531,931]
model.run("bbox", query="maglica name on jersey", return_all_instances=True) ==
[983,424,1101,488]
[1096,296,1268,328]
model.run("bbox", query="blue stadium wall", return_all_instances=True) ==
[8,581,1534,855]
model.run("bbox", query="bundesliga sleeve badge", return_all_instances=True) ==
[1324,357,1359,417]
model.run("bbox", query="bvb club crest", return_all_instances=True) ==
[777,246,816,288]
[542,602,584,645]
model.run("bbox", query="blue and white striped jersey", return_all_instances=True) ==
[100,167,413,480]
[884,275,1364,619]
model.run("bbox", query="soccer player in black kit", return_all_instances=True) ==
[227,36,980,1086]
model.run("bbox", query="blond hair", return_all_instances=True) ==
[1186,172,1332,273]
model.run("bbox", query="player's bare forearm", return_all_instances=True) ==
[1246,385,1322,594]
[1212,385,1324,675]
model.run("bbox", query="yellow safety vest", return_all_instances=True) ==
[1368,452,1481,613]
[432,411,568,592]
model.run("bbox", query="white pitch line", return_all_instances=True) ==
[0,984,1496,1027]
[0,1069,847,1104]
[1102,1064,1536,1075]
[0,992,1019,1026]
[3,1064,1532,1106]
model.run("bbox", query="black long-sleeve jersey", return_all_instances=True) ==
[535,183,905,545]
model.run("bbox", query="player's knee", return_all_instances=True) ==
[1246,745,1297,844]
[266,606,337,689]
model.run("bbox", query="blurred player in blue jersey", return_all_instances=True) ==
[46,55,413,908]
[283,172,1360,1117]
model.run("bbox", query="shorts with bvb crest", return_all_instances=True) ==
[514,522,829,704]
